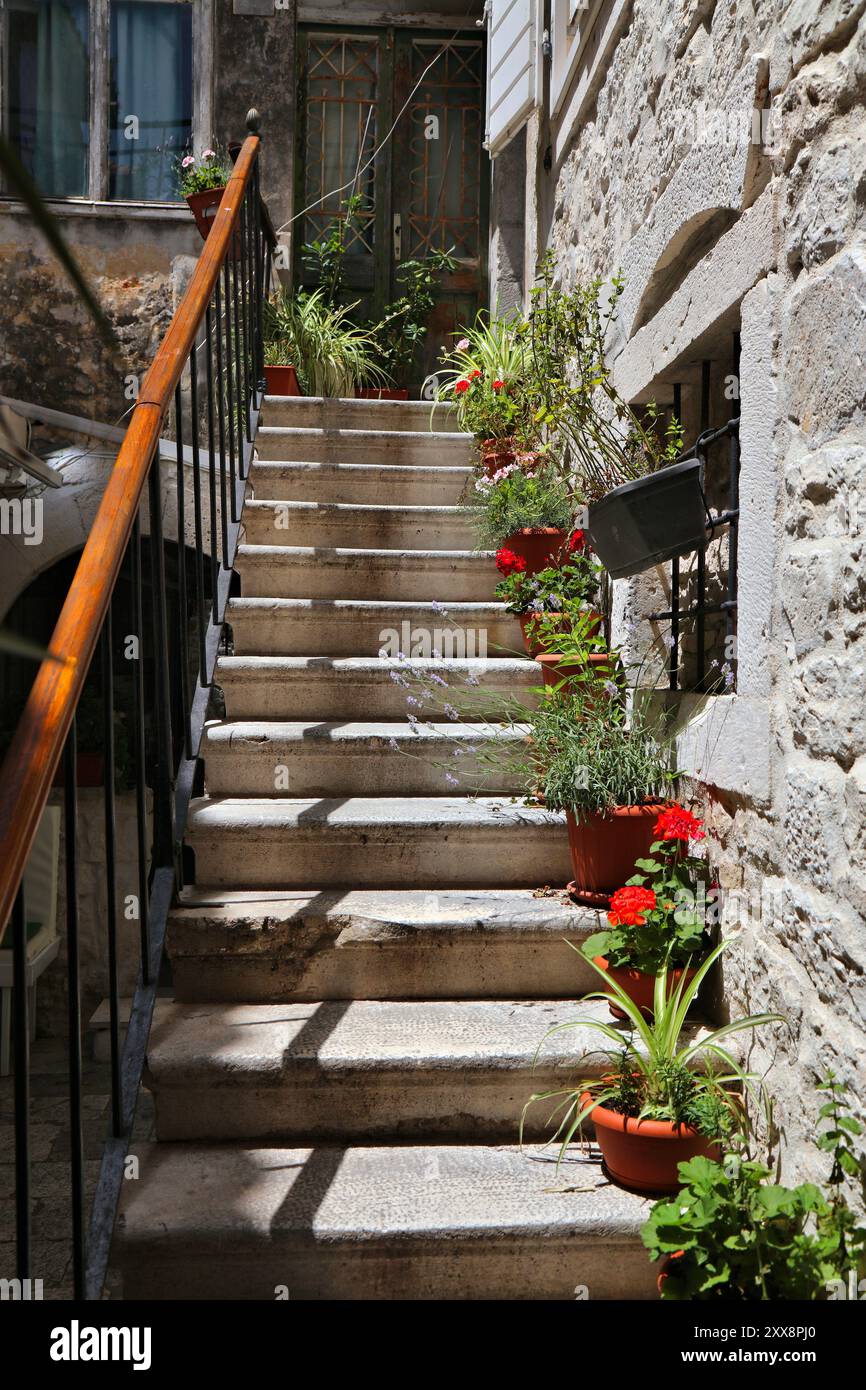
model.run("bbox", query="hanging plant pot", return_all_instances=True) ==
[356,387,410,400]
[586,459,707,580]
[581,1090,719,1193]
[565,803,664,907]
[185,187,226,241]
[592,955,699,1021]
[264,365,301,397]
[503,528,568,575]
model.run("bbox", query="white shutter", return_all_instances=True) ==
[486,0,541,157]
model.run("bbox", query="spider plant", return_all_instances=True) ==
[263,289,390,397]
[520,938,784,1166]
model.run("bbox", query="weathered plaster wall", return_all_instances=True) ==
[532,0,866,1185]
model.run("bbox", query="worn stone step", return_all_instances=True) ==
[226,598,523,658]
[145,997,705,1142]
[247,460,471,506]
[255,425,474,467]
[241,499,478,550]
[202,720,528,797]
[167,887,601,1003]
[260,395,456,432]
[235,545,496,603]
[186,796,572,889]
[216,656,539,721]
[116,1142,658,1299]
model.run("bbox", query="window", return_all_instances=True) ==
[2,0,200,203]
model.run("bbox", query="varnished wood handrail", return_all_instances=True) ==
[0,133,264,937]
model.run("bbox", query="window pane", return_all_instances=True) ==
[8,0,90,197]
[109,1,192,201]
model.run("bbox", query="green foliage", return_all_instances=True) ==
[536,681,678,819]
[643,1073,866,1300]
[474,460,575,549]
[521,940,783,1166]
[495,552,601,618]
[263,339,295,367]
[300,193,365,304]
[436,315,537,443]
[585,830,711,974]
[177,148,231,198]
[519,253,684,501]
[375,250,457,387]
[263,289,389,397]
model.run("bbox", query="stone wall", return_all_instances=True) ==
[524,0,866,1185]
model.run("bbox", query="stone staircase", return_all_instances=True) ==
[115,396,659,1300]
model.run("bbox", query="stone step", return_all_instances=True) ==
[227,598,523,658]
[115,1142,658,1299]
[167,887,600,1003]
[260,395,456,433]
[255,425,474,467]
[234,545,496,603]
[241,498,478,550]
[216,656,539,721]
[202,720,528,797]
[186,796,572,889]
[146,996,708,1142]
[247,460,471,506]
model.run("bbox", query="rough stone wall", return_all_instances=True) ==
[534,0,866,1186]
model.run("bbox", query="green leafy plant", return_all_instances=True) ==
[494,531,600,617]
[521,940,783,1165]
[436,315,536,443]
[474,458,576,549]
[374,250,457,388]
[300,193,364,305]
[177,147,231,198]
[520,253,684,501]
[584,804,711,974]
[643,1072,866,1300]
[263,338,295,367]
[263,289,389,397]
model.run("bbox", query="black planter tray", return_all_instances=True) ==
[586,458,708,580]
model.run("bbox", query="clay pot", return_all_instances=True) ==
[593,955,699,1020]
[186,187,226,241]
[581,1090,719,1193]
[565,803,665,907]
[504,528,568,575]
[356,387,410,399]
[480,437,517,476]
[264,364,301,397]
[519,610,603,659]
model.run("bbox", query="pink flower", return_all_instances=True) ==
[182,155,195,168]
[456,338,470,352]
[202,149,216,159]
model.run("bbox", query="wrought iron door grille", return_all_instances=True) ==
[303,34,379,255]
[408,39,483,261]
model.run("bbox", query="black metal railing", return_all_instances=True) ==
[650,337,742,692]
[0,112,274,1299]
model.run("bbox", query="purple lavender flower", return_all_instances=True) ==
[444,703,459,721]
[445,771,459,787]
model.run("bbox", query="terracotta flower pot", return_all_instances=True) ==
[481,437,517,477]
[264,364,301,397]
[185,187,226,241]
[504,528,568,575]
[593,955,699,1020]
[519,610,603,658]
[356,387,409,400]
[565,803,665,907]
[581,1090,719,1193]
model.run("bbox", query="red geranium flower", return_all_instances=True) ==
[454,379,470,394]
[567,529,586,553]
[654,806,706,842]
[492,378,505,391]
[496,546,527,576]
[607,885,657,927]
[469,369,482,380]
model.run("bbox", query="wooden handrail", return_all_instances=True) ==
[0,133,264,937]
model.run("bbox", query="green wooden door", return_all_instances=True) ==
[295,25,488,394]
